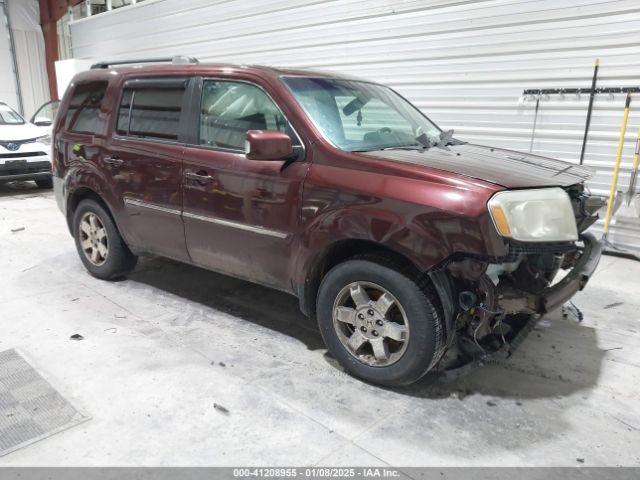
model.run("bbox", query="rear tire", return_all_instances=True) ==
[316,257,445,386]
[35,177,53,189]
[72,199,137,280]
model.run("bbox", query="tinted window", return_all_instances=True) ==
[117,87,184,140]
[200,81,290,150]
[65,82,108,134]
[116,90,133,135]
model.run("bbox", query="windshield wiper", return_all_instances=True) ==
[434,130,455,150]
[351,144,427,153]
[380,145,427,151]
[351,130,465,153]
[433,129,466,150]
[415,132,433,149]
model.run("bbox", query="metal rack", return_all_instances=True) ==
[90,56,199,69]
[523,87,640,96]
[521,85,640,164]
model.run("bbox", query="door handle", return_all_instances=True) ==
[185,171,213,183]
[104,156,124,167]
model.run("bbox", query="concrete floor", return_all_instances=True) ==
[0,181,639,467]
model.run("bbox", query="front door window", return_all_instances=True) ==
[199,80,292,150]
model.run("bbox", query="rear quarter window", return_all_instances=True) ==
[64,81,108,134]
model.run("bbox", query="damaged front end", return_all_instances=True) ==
[430,184,605,372]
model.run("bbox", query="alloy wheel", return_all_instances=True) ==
[79,212,109,266]
[332,281,410,367]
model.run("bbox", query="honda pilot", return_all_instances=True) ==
[52,58,603,386]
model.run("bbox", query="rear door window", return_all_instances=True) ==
[64,81,108,134]
[116,83,185,141]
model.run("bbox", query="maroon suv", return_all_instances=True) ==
[53,57,602,386]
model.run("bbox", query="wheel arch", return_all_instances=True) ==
[65,186,117,234]
[299,238,440,318]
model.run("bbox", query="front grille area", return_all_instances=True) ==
[466,240,578,264]
[0,139,37,150]
[0,152,47,159]
[0,160,51,176]
[507,241,577,256]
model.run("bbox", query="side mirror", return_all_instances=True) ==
[34,117,52,127]
[245,130,293,161]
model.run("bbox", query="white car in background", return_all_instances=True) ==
[0,100,59,189]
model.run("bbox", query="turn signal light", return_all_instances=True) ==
[490,205,512,236]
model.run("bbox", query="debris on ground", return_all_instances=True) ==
[603,347,623,352]
[71,298,79,302]
[213,403,230,414]
[104,328,117,334]
[11,227,25,233]
[562,301,584,322]
[604,302,623,309]
[219,362,226,367]
[69,334,84,341]
[486,400,497,407]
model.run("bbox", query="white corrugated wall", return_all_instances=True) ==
[7,0,50,118]
[69,0,640,254]
[0,1,20,113]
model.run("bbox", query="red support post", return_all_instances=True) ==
[38,0,84,100]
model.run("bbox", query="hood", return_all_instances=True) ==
[0,122,48,142]
[358,143,593,189]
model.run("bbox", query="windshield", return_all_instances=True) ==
[282,77,441,152]
[0,104,25,125]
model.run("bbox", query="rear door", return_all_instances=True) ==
[181,78,308,291]
[104,77,190,262]
[57,80,110,199]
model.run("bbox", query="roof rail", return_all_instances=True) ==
[90,56,199,69]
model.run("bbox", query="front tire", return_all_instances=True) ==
[317,257,445,386]
[72,199,137,280]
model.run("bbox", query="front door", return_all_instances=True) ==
[105,78,190,262]
[182,79,308,291]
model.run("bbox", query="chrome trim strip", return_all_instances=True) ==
[123,196,288,238]
[123,197,181,216]
[182,211,288,239]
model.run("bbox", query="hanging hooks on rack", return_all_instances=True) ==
[521,59,639,165]
[522,86,640,96]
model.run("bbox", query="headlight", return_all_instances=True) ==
[36,134,52,145]
[488,188,578,242]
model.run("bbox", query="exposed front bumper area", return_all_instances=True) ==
[434,231,603,374]
[497,232,602,316]
[539,232,602,313]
